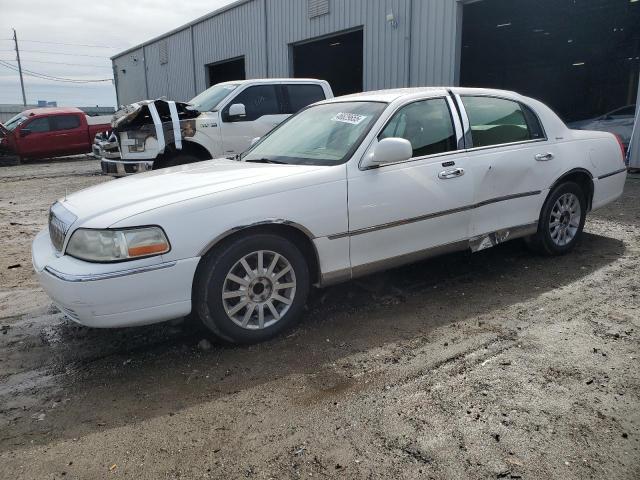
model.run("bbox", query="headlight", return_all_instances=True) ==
[66,227,170,262]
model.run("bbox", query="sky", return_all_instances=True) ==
[0,0,236,108]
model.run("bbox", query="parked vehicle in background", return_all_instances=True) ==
[568,104,636,151]
[99,78,334,176]
[0,107,111,162]
[32,87,627,344]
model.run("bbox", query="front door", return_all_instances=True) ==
[17,117,51,158]
[219,84,288,155]
[347,96,474,274]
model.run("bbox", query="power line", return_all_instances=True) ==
[0,38,115,49]
[4,49,109,58]
[0,49,110,58]
[0,60,112,83]
[0,58,112,68]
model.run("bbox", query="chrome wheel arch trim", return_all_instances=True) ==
[197,219,317,257]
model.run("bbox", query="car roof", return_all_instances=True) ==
[215,78,329,86]
[321,86,522,104]
[22,107,84,117]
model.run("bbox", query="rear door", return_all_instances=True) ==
[50,114,87,155]
[219,84,285,155]
[17,117,51,158]
[455,94,557,240]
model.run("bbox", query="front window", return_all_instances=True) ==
[2,114,27,131]
[25,117,50,133]
[379,98,457,157]
[242,101,386,166]
[189,83,240,111]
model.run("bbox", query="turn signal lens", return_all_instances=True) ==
[66,227,170,262]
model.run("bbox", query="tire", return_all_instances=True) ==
[526,181,586,255]
[152,153,199,170]
[193,233,310,344]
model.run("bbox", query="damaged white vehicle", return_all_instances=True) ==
[33,87,627,343]
[99,78,333,176]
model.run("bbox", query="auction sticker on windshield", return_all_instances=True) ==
[331,112,368,125]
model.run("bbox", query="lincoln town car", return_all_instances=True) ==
[32,87,627,343]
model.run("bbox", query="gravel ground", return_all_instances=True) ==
[0,158,638,479]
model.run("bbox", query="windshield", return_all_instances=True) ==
[189,83,240,111]
[2,114,27,131]
[242,101,386,166]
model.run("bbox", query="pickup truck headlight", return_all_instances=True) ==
[66,227,170,262]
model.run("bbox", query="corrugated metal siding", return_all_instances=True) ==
[192,0,266,93]
[111,0,461,104]
[266,0,412,91]
[409,0,459,87]
[113,48,147,105]
[145,28,195,102]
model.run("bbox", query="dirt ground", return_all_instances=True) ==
[0,158,638,479]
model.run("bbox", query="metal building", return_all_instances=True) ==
[112,0,639,155]
[111,0,461,105]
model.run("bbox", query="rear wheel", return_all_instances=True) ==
[193,234,310,344]
[527,181,586,255]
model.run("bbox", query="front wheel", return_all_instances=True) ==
[527,181,586,255]
[193,234,310,344]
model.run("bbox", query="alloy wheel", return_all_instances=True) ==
[221,250,296,330]
[549,192,581,246]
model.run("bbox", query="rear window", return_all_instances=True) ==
[461,96,543,148]
[284,84,326,113]
[52,115,81,130]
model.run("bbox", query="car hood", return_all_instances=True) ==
[62,158,325,227]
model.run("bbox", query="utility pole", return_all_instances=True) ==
[13,28,27,106]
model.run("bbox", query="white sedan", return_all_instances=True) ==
[32,87,627,343]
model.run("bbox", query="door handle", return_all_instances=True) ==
[438,167,465,180]
[534,152,554,161]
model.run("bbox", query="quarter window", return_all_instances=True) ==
[25,117,50,133]
[224,85,280,122]
[283,84,326,113]
[379,98,457,157]
[52,115,81,130]
[461,96,543,147]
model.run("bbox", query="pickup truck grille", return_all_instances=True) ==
[48,202,77,252]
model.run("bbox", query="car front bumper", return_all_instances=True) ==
[32,229,199,328]
[100,159,154,177]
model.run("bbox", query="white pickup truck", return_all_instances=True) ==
[98,78,333,176]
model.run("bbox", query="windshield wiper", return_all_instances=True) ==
[245,158,287,164]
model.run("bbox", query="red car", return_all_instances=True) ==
[0,107,111,162]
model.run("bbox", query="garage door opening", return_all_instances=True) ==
[292,29,363,96]
[207,56,246,87]
[461,0,639,124]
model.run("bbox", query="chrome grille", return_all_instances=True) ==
[48,202,77,252]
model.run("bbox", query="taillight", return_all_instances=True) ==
[613,134,626,163]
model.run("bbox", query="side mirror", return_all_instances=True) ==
[228,103,246,119]
[362,137,413,168]
[250,137,260,146]
[19,128,31,137]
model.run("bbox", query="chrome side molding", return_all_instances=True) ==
[44,261,177,282]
